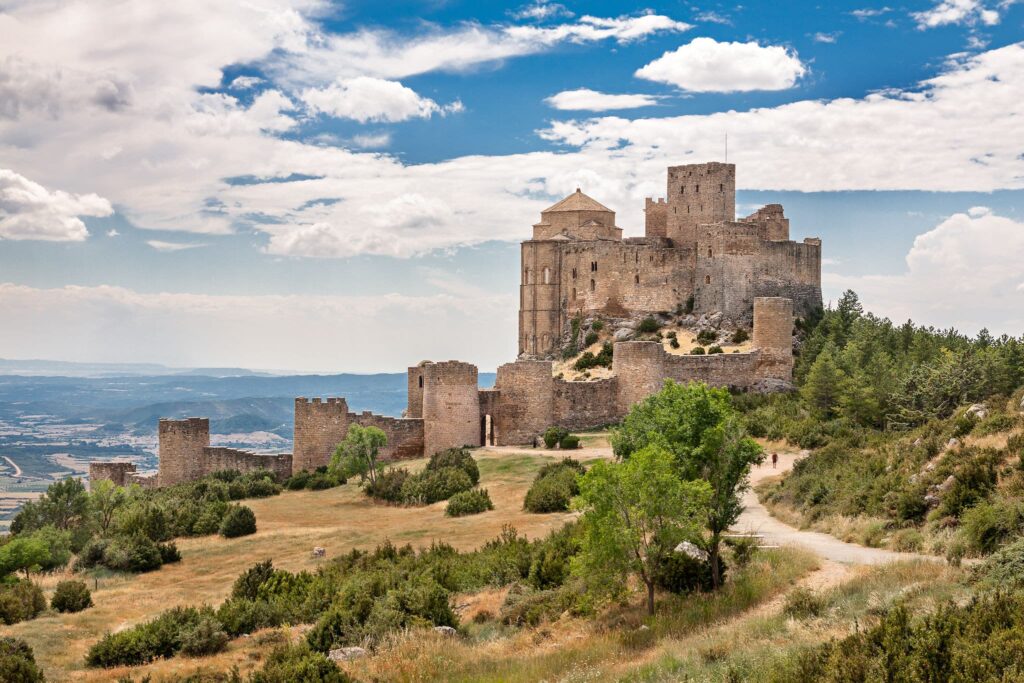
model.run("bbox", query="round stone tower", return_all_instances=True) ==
[158,417,210,486]
[422,361,481,457]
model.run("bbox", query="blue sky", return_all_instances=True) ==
[1,0,1022,372]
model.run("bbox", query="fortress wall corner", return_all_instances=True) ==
[158,417,210,487]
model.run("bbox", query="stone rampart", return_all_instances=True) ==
[293,397,349,474]
[88,461,137,487]
[493,360,554,445]
[201,447,293,481]
[422,360,481,457]
[552,377,619,430]
[158,417,210,487]
[349,412,425,461]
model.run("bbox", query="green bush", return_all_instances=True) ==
[708,345,723,354]
[426,448,480,485]
[446,489,494,517]
[101,534,163,572]
[574,342,613,371]
[285,470,312,490]
[87,605,214,667]
[696,328,718,346]
[159,541,182,564]
[690,347,706,355]
[215,597,287,637]
[401,467,473,505]
[637,317,661,334]
[179,614,229,657]
[591,320,604,332]
[365,468,409,503]
[543,427,568,448]
[670,337,681,349]
[559,434,580,449]
[584,331,599,346]
[731,328,750,344]
[524,462,584,513]
[782,587,826,619]
[0,579,46,625]
[250,643,353,683]
[653,547,717,594]
[285,470,345,492]
[960,499,1024,554]
[499,582,579,626]
[219,506,257,538]
[51,579,92,613]
[0,637,44,683]
[973,536,1024,588]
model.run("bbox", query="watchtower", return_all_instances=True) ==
[158,418,209,486]
[664,162,736,247]
[293,397,349,474]
[753,297,795,380]
[421,361,481,457]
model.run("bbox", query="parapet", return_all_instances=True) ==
[158,417,210,435]
[421,360,479,385]
[89,461,137,488]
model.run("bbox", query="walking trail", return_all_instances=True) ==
[734,450,939,565]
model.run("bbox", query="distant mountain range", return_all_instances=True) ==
[0,358,269,378]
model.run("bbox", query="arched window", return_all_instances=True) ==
[572,287,577,300]
[708,248,713,258]
[418,375,423,388]
[705,275,711,285]
[571,267,577,279]
[543,267,550,284]
[590,278,595,292]
[634,274,640,284]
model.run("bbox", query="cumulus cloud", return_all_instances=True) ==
[851,7,893,20]
[146,240,207,252]
[635,38,807,92]
[912,0,1005,28]
[300,77,462,123]
[545,88,659,111]
[511,1,574,21]
[0,282,517,373]
[813,32,841,43]
[825,209,1024,335]
[0,169,112,241]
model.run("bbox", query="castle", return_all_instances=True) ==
[90,162,821,489]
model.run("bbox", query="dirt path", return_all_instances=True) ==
[3,455,22,477]
[734,451,940,565]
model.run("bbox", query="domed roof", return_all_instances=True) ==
[541,188,613,214]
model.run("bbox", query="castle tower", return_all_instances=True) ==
[293,398,349,474]
[407,363,426,418]
[421,361,481,457]
[158,417,209,486]
[753,297,795,381]
[612,342,667,414]
[493,360,554,445]
[665,162,735,247]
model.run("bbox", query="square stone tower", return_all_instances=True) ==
[663,162,736,247]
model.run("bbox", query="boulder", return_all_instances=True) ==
[751,378,796,394]
[966,403,989,420]
[708,312,723,328]
[613,328,633,342]
[946,438,961,451]
[433,626,457,637]
[674,540,709,562]
[328,647,367,662]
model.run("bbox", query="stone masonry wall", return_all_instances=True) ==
[293,398,349,474]
[349,412,425,462]
[663,162,736,246]
[89,461,137,487]
[493,360,554,445]
[753,297,795,380]
[644,198,667,238]
[158,417,210,487]
[201,447,293,481]
[422,361,481,457]
[552,377,620,430]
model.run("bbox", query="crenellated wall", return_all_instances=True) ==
[158,417,210,486]
[293,398,349,474]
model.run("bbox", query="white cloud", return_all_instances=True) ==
[229,75,264,90]
[146,240,207,252]
[694,11,732,25]
[635,37,807,92]
[300,77,462,123]
[106,229,119,237]
[0,169,112,241]
[511,1,574,21]
[545,88,659,111]
[824,209,1024,335]
[851,7,893,20]
[350,132,392,149]
[912,0,1009,28]
[0,283,517,373]
[813,32,841,43]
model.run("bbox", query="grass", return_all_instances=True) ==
[5,448,582,682]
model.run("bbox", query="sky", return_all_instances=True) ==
[0,0,1022,373]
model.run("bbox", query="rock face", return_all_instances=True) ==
[966,403,989,420]
[751,378,796,394]
[433,625,457,637]
[328,647,367,662]
[613,328,633,342]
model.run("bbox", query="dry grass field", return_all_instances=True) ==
[5,441,610,682]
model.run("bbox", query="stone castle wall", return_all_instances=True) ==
[663,162,736,247]
[422,361,481,457]
[493,360,554,445]
[293,398,349,474]
[552,377,619,430]
[88,462,138,487]
[158,417,210,486]
[349,412,425,461]
[202,447,293,481]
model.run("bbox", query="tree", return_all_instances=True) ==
[38,477,90,531]
[801,343,845,418]
[574,445,711,615]
[611,381,763,588]
[330,424,388,486]
[90,479,126,536]
[0,527,70,579]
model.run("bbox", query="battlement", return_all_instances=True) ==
[89,461,137,487]
[422,360,478,385]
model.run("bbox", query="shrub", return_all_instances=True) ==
[219,506,256,538]
[51,579,92,613]
[101,534,163,572]
[731,328,750,344]
[584,331,599,347]
[0,579,46,625]
[559,434,581,449]
[637,317,661,334]
[696,329,718,346]
[524,464,582,513]
[783,587,826,619]
[499,583,578,626]
[670,337,680,349]
[653,547,717,593]
[232,559,275,600]
[216,597,287,637]
[690,347,706,355]
[708,345,723,354]
[159,541,182,564]
[86,605,212,667]
[426,448,480,485]
[591,320,604,332]
[365,468,409,503]
[961,499,1024,554]
[0,637,44,683]
[543,427,568,448]
[179,614,229,657]
[250,644,352,683]
[285,470,312,490]
[446,489,494,517]
[974,536,1024,588]
[890,528,924,552]
[401,467,473,505]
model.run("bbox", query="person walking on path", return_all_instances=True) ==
[771,452,778,469]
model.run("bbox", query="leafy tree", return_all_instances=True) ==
[0,527,70,579]
[331,424,388,485]
[801,343,845,418]
[90,479,126,536]
[573,445,711,614]
[38,477,90,531]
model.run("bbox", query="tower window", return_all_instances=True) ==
[705,275,711,285]
[524,268,531,284]
[695,184,700,193]
[719,183,723,192]
[543,267,551,284]
[680,185,685,193]
[590,278,595,292]
[634,274,640,284]
[708,248,713,257]
[572,287,577,299]
[418,375,423,388]
[571,267,577,279]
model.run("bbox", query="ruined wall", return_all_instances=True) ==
[200,448,293,481]
[644,198,667,238]
[552,377,620,430]
[744,204,789,241]
[407,364,425,418]
[293,398,349,474]
[125,472,158,489]
[422,361,481,457]
[89,462,137,487]
[664,162,736,247]
[753,297,795,381]
[158,418,210,487]
[350,412,425,462]
[493,360,554,445]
